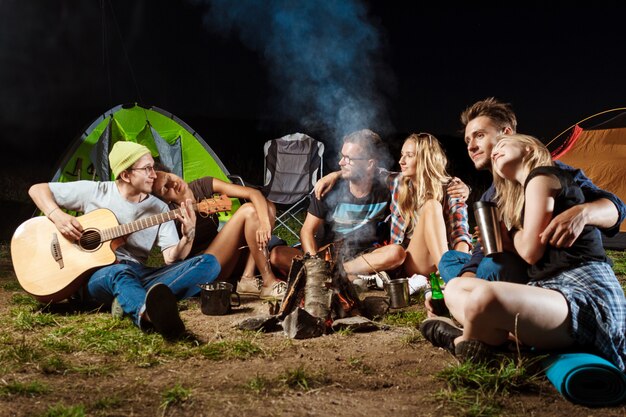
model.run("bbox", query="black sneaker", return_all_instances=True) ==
[454,339,498,365]
[419,317,463,354]
[144,283,185,340]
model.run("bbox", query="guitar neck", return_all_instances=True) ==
[101,201,210,241]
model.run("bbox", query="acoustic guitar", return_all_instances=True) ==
[11,195,232,303]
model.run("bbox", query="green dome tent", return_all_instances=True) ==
[52,103,241,222]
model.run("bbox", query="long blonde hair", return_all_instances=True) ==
[398,133,451,228]
[492,134,554,229]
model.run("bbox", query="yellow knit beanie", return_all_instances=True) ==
[109,141,151,179]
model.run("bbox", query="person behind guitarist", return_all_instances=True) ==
[151,165,286,300]
[28,141,220,339]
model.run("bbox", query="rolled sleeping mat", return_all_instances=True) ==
[543,352,626,407]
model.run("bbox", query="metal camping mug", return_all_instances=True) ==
[384,278,410,309]
[198,282,241,316]
[473,201,503,257]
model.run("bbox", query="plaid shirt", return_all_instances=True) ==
[388,173,471,249]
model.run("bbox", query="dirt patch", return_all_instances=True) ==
[0,268,625,417]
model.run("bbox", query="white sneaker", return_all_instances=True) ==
[356,273,386,290]
[352,277,369,293]
[407,274,428,295]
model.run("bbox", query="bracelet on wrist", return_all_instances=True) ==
[47,207,60,219]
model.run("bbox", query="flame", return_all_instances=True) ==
[336,291,355,312]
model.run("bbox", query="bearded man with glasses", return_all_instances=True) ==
[270,129,405,287]
[28,141,220,339]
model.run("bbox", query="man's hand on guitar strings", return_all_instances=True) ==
[51,211,83,241]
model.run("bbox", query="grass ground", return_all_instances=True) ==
[0,241,624,416]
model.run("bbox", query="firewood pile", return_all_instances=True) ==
[238,245,389,339]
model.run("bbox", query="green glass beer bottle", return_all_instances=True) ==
[429,272,448,316]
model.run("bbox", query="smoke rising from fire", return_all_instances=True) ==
[197,0,396,161]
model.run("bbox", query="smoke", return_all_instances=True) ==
[198,0,396,149]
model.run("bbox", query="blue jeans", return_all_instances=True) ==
[87,254,220,326]
[438,250,529,284]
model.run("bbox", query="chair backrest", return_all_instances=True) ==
[263,133,324,205]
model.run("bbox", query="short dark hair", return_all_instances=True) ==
[153,161,172,173]
[460,97,517,132]
[343,129,383,160]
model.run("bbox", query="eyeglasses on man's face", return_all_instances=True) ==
[338,153,369,165]
[129,165,156,176]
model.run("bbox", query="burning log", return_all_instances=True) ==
[241,243,384,339]
[330,257,363,318]
[278,255,306,319]
[303,256,333,319]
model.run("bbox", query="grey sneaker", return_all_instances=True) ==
[111,297,124,319]
[419,316,463,355]
[237,276,263,297]
[260,281,287,300]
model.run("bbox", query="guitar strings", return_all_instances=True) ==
[75,196,230,245]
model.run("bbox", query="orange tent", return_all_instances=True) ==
[549,109,626,246]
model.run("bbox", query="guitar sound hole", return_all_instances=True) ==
[79,229,102,251]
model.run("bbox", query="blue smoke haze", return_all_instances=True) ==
[198,0,396,151]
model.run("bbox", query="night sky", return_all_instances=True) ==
[1,0,625,191]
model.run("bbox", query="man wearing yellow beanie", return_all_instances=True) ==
[109,141,153,179]
[28,141,221,339]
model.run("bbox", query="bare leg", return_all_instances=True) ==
[445,278,575,349]
[270,246,303,279]
[241,253,256,278]
[440,276,476,324]
[403,199,448,276]
[342,245,405,279]
[205,203,281,288]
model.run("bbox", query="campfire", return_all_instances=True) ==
[238,244,388,339]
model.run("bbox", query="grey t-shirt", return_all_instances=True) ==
[49,181,179,264]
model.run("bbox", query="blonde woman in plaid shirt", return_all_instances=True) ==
[389,133,472,277]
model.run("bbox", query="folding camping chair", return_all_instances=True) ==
[262,133,324,240]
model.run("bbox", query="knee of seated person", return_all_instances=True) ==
[269,247,282,265]
[236,202,257,217]
[270,246,294,268]
[438,250,470,282]
[389,245,406,267]
[195,253,221,271]
[442,275,461,292]
[441,275,471,298]
[464,285,499,319]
